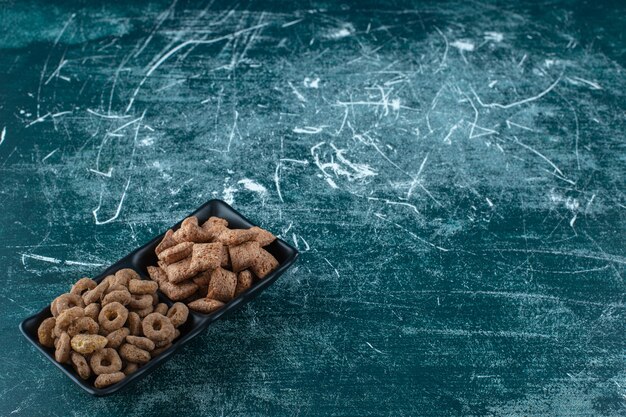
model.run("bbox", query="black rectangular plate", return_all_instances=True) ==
[19,199,299,396]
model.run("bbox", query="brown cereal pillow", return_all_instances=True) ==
[206,268,237,302]
[235,270,254,296]
[190,243,222,272]
[250,226,276,247]
[158,241,194,264]
[155,229,178,255]
[165,257,197,283]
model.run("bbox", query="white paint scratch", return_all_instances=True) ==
[472,76,561,109]
[323,257,340,278]
[93,177,132,225]
[42,148,58,162]
[288,81,307,102]
[566,76,602,90]
[484,31,504,42]
[365,342,384,354]
[238,179,267,195]
[451,39,475,52]
[293,126,323,134]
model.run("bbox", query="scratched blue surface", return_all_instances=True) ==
[0,0,625,415]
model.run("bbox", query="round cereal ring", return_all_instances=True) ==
[37,317,56,348]
[188,298,224,314]
[154,337,173,348]
[68,316,99,337]
[84,303,100,321]
[90,348,122,375]
[94,371,125,388]
[104,284,128,295]
[83,280,109,305]
[53,293,84,315]
[166,302,189,328]
[70,352,91,380]
[106,327,129,349]
[98,302,129,332]
[126,335,155,351]
[119,343,151,364]
[55,332,71,363]
[54,306,85,337]
[102,289,131,306]
[151,343,172,357]
[126,312,142,336]
[116,268,140,282]
[154,303,168,316]
[50,298,60,317]
[70,278,97,296]
[71,334,108,354]
[142,313,175,342]
[123,362,138,375]
[128,294,152,310]
[128,279,158,295]
[152,293,159,305]
[134,305,154,318]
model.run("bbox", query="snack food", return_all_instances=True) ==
[147,215,278,313]
[36,269,188,389]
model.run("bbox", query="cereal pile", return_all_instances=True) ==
[147,216,278,313]
[37,268,188,388]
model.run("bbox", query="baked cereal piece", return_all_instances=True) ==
[228,241,261,272]
[123,363,139,375]
[219,244,230,267]
[188,298,224,314]
[142,313,175,343]
[52,293,84,316]
[119,343,151,364]
[250,248,279,279]
[126,335,156,351]
[165,257,197,283]
[235,270,254,296]
[158,241,193,264]
[250,226,276,247]
[54,306,85,337]
[70,352,91,380]
[159,280,198,301]
[55,332,71,363]
[115,268,141,285]
[147,266,168,285]
[94,372,125,388]
[217,228,256,246]
[207,268,237,302]
[128,279,158,295]
[154,303,169,316]
[70,278,97,297]
[158,260,169,272]
[67,316,99,337]
[191,270,211,287]
[70,334,108,355]
[173,216,211,243]
[102,289,132,306]
[200,216,228,241]
[37,317,56,348]
[83,280,109,305]
[90,348,122,375]
[156,229,178,255]
[106,327,130,349]
[166,303,189,328]
[99,302,129,332]
[129,294,152,310]
[189,243,222,272]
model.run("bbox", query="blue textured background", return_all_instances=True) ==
[0,0,624,415]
